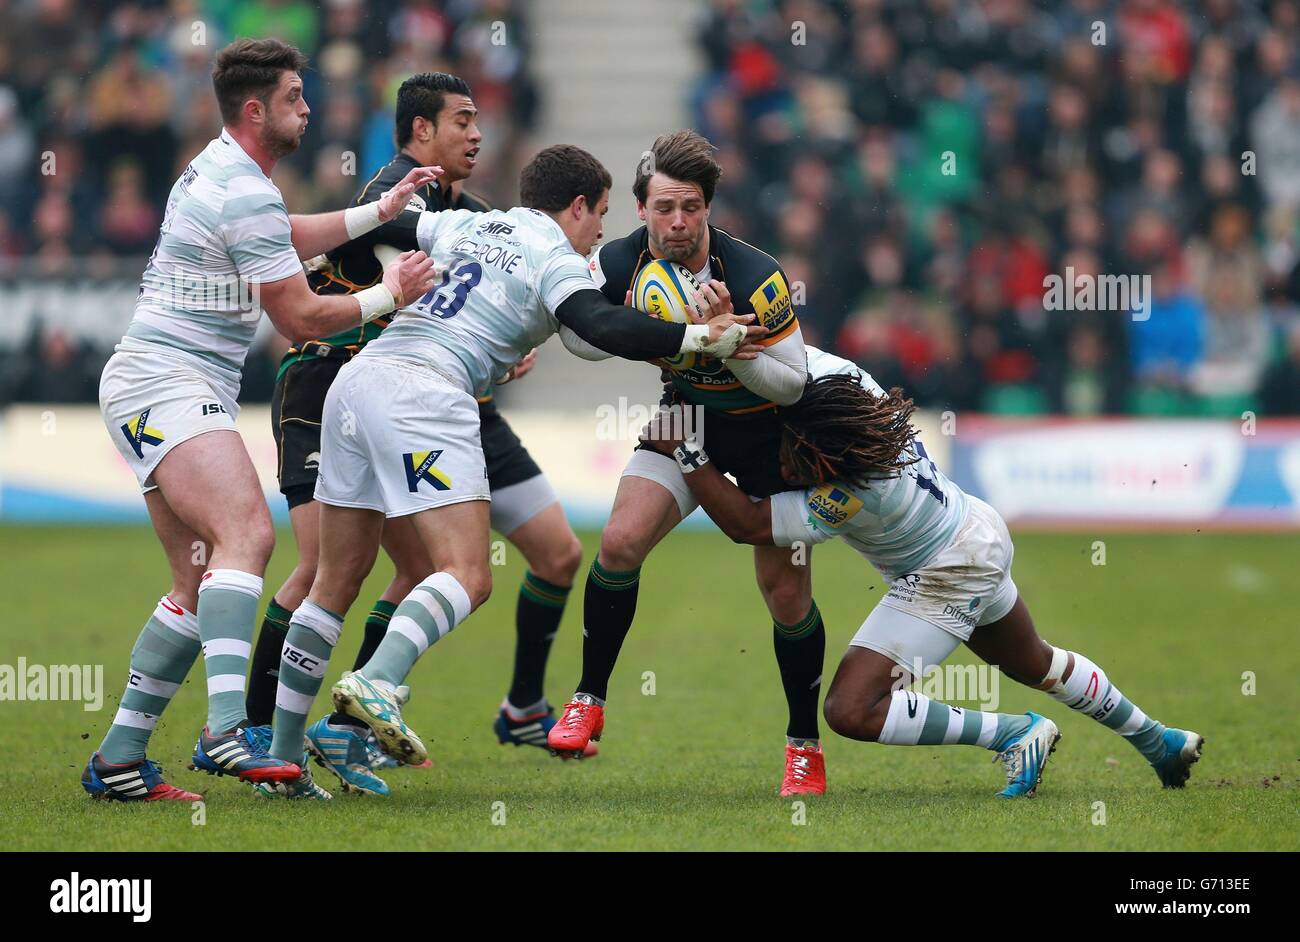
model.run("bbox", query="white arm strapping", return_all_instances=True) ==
[724,326,808,406]
[343,201,384,240]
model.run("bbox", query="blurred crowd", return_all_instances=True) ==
[0,0,536,403]
[696,0,1300,415]
[8,0,1300,417]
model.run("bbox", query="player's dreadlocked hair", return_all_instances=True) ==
[777,374,920,488]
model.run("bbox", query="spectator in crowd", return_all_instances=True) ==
[0,0,538,403]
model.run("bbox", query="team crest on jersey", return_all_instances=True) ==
[403,450,452,493]
[807,485,862,528]
[120,409,164,459]
[749,272,794,330]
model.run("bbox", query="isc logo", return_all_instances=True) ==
[201,403,227,416]
[283,649,320,673]
[284,649,319,670]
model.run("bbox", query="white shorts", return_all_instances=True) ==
[865,495,1019,645]
[490,474,558,536]
[99,350,241,493]
[621,447,699,519]
[314,356,489,518]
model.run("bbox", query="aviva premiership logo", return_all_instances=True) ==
[120,409,164,459]
[749,272,793,330]
[403,450,452,493]
[807,485,863,529]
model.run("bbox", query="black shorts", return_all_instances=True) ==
[272,357,543,510]
[272,356,342,510]
[634,386,796,499]
[479,397,543,490]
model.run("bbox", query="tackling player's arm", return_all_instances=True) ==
[536,242,767,361]
[641,432,774,543]
[255,251,436,343]
[553,287,764,361]
[287,165,442,259]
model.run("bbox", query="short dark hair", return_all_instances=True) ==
[212,38,308,126]
[519,145,613,213]
[395,72,473,148]
[633,130,722,206]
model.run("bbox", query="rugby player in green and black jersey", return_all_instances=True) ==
[244,72,593,798]
[545,131,830,795]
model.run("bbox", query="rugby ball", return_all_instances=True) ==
[631,258,705,370]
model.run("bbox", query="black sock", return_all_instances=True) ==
[773,601,825,741]
[324,600,398,729]
[353,599,397,671]
[245,599,293,727]
[575,559,641,702]
[508,572,572,709]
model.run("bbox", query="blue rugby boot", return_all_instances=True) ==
[82,752,202,802]
[191,724,301,783]
[1151,728,1204,788]
[494,702,599,758]
[993,712,1061,798]
[305,716,390,795]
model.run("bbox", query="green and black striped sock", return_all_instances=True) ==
[774,601,826,742]
[353,600,398,671]
[246,599,292,727]
[508,572,572,710]
[576,559,641,702]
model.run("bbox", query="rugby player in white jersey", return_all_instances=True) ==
[644,348,1205,796]
[260,144,765,794]
[83,38,441,802]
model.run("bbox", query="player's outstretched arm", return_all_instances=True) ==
[554,288,766,362]
[256,250,437,343]
[287,165,442,260]
[641,434,774,544]
[724,326,808,405]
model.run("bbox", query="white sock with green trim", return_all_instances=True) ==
[270,599,342,763]
[197,569,263,733]
[878,690,1031,751]
[363,572,472,686]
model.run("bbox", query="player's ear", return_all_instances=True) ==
[636,200,647,222]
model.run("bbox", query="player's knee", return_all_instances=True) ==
[532,534,582,586]
[823,687,888,742]
[822,692,869,741]
[759,574,811,625]
[386,565,425,602]
[598,525,649,572]
[242,517,276,570]
[470,573,492,611]
[452,566,492,612]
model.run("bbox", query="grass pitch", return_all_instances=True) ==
[0,525,1294,851]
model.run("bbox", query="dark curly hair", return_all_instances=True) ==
[778,373,920,487]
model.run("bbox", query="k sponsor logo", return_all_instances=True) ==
[403,449,452,492]
[119,409,164,459]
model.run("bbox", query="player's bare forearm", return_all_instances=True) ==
[681,461,775,545]
[288,211,351,260]
[257,253,436,343]
[261,276,367,343]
